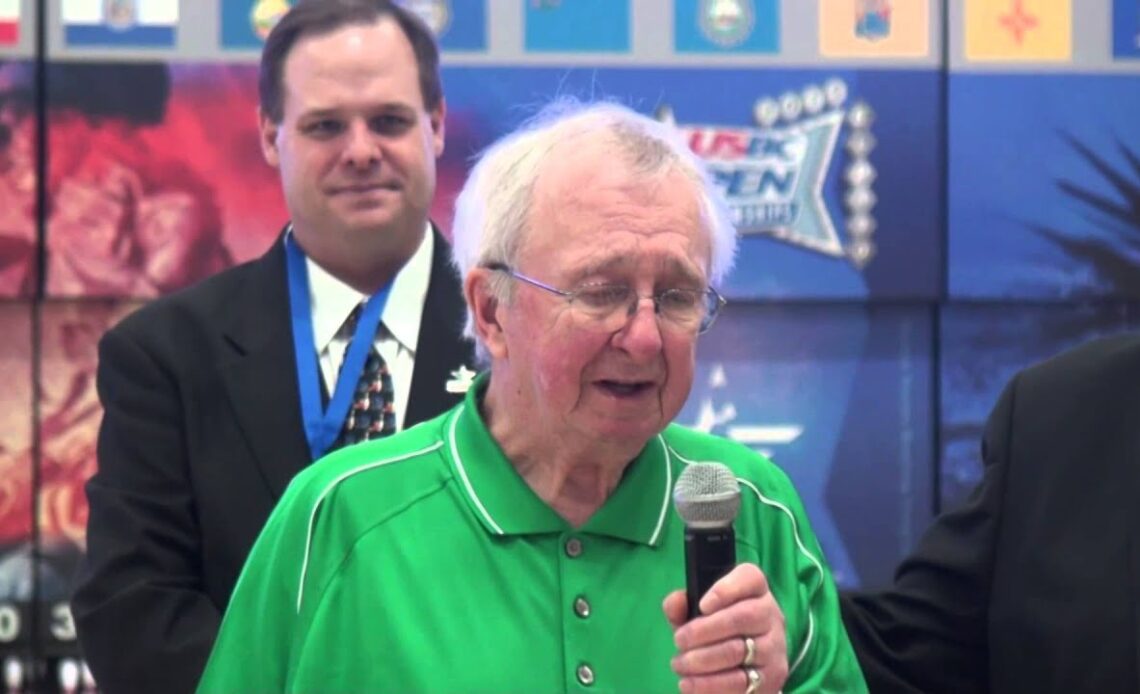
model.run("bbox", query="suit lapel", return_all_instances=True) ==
[405,226,475,427]
[214,226,473,497]
[218,235,312,499]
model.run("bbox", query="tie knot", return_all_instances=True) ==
[341,303,366,338]
[343,304,390,342]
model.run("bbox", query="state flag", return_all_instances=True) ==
[0,0,19,45]
[674,0,780,54]
[398,0,487,51]
[221,0,292,50]
[62,0,178,48]
[819,0,929,58]
[525,0,630,53]
[965,0,1071,62]
[1113,0,1140,59]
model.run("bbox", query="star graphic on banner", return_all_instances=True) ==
[686,363,859,585]
[690,364,804,459]
[999,0,1038,45]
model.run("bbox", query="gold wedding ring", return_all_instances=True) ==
[742,635,756,667]
[744,666,763,694]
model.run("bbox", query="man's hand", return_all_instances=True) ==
[663,563,788,694]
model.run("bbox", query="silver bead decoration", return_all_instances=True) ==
[847,101,875,130]
[847,214,877,238]
[845,187,877,212]
[801,85,826,115]
[842,97,877,269]
[753,98,780,128]
[844,160,877,187]
[779,92,803,122]
[824,78,848,108]
[848,240,876,267]
[845,131,877,158]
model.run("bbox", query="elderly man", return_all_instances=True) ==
[196,101,866,693]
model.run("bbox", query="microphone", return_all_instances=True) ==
[674,462,741,620]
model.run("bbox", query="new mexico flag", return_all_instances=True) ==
[965,0,1072,62]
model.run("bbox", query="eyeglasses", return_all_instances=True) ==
[486,262,726,335]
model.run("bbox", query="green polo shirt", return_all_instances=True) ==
[197,375,866,693]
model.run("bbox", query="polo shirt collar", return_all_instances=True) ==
[445,373,673,546]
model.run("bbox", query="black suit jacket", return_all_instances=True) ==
[842,334,1140,693]
[72,227,473,694]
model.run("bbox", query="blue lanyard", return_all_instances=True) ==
[285,234,393,460]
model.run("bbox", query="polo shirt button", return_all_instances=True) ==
[576,663,595,686]
[573,596,591,618]
[565,537,583,558]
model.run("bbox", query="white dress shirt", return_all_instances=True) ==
[305,225,433,432]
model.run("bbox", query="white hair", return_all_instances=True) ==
[450,98,737,358]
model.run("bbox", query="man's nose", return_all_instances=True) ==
[342,121,380,169]
[612,297,664,360]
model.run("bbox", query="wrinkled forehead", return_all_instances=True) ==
[563,253,709,284]
[524,148,712,278]
[531,135,705,218]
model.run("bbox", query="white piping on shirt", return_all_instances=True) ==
[296,442,444,613]
[447,405,505,535]
[649,434,674,546]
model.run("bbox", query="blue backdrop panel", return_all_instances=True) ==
[948,72,1140,299]
[676,303,934,589]
[939,303,1140,510]
[440,66,943,300]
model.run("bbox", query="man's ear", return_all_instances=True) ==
[429,98,446,158]
[257,107,281,168]
[465,268,508,360]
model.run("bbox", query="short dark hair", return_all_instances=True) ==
[258,0,442,123]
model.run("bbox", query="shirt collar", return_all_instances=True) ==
[305,223,434,354]
[445,373,673,546]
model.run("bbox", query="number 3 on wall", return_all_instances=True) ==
[51,602,76,641]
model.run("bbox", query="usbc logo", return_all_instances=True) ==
[660,79,878,269]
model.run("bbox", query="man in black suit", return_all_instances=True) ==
[841,334,1140,693]
[70,2,473,692]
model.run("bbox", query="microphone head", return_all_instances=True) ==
[674,462,741,529]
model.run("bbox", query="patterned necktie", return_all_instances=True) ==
[332,304,396,449]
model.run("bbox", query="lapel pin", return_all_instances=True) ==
[446,365,477,394]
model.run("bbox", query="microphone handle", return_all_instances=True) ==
[684,525,736,620]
